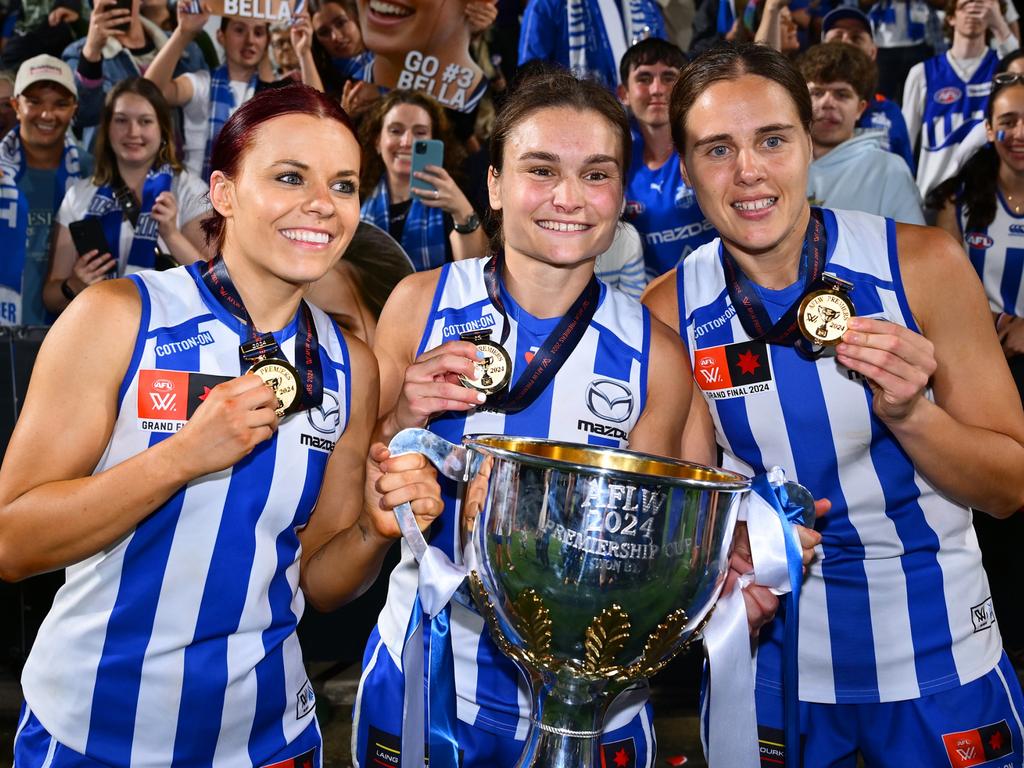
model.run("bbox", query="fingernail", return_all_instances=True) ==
[847,317,862,329]
[476,392,486,403]
[476,350,485,359]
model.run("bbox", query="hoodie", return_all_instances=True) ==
[808,130,925,225]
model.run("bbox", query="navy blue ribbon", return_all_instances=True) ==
[200,255,323,411]
[480,252,601,414]
[752,473,811,768]
[427,602,459,768]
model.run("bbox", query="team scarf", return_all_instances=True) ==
[360,178,447,272]
[0,125,81,322]
[85,164,174,273]
[566,0,660,87]
[202,64,257,182]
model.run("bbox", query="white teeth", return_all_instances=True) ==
[369,0,412,16]
[733,197,777,211]
[537,221,589,232]
[282,229,330,244]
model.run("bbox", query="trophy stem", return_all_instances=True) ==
[514,673,617,768]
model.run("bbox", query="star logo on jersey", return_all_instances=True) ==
[941,720,1012,768]
[600,738,636,768]
[736,348,761,375]
[198,385,214,402]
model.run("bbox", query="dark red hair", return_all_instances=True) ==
[201,84,358,248]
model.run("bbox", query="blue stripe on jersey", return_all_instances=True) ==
[1001,248,1024,315]
[885,218,921,334]
[417,264,452,357]
[639,307,650,415]
[332,322,352,429]
[675,267,689,354]
[171,437,279,765]
[773,346,877,698]
[864,384,958,694]
[118,276,152,410]
[86,335,202,760]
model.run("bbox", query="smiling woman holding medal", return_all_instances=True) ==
[351,68,823,768]
[0,84,442,768]
[644,42,1024,767]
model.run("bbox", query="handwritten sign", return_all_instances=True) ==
[203,0,304,23]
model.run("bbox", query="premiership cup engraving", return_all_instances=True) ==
[451,436,749,767]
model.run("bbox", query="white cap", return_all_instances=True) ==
[14,54,77,99]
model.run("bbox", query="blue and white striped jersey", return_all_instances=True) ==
[373,258,651,738]
[21,263,351,767]
[676,208,1002,704]
[960,191,1024,317]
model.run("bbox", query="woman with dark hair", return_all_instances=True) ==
[931,60,1024,670]
[358,88,487,270]
[2,84,442,768]
[352,66,822,768]
[645,41,1024,766]
[44,77,211,315]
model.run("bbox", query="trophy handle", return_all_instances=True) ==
[386,428,482,562]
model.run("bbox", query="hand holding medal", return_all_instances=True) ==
[835,317,938,424]
[390,340,488,433]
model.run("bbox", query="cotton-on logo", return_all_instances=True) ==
[965,232,993,249]
[138,369,188,420]
[934,87,962,105]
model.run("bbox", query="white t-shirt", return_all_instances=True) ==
[181,70,255,178]
[57,169,210,275]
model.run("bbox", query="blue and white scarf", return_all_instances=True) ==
[567,0,663,88]
[0,126,81,324]
[202,65,257,182]
[85,164,174,274]
[360,178,447,272]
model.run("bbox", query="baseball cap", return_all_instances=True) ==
[822,6,873,37]
[14,54,77,99]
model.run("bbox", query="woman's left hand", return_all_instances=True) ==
[151,190,179,239]
[835,316,937,425]
[410,164,474,219]
[367,443,443,538]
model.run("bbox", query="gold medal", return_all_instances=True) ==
[459,333,512,395]
[249,358,300,417]
[798,274,856,346]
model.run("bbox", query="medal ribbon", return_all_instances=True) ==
[721,208,828,349]
[481,251,601,414]
[200,256,323,410]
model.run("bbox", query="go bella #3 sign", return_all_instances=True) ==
[202,0,304,22]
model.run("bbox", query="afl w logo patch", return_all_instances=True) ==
[586,378,634,423]
[137,369,231,431]
[941,720,1012,768]
[693,340,774,400]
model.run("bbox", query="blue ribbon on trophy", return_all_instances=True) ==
[701,466,812,768]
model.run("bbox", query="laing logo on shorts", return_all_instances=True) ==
[364,725,464,767]
[966,232,994,249]
[934,86,962,105]
[941,720,1012,768]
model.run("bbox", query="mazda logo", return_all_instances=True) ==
[307,390,341,434]
[585,379,634,423]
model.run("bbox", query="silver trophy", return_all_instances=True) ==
[389,429,753,768]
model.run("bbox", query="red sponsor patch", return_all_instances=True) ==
[941,720,1013,768]
[138,369,188,420]
[600,737,637,768]
[693,339,772,398]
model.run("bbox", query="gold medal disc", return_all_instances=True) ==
[798,289,856,346]
[460,340,512,395]
[249,358,300,416]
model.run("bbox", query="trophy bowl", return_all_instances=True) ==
[457,435,750,768]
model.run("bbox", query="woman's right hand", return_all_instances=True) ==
[71,249,117,289]
[172,373,280,477]
[82,0,132,62]
[393,340,487,430]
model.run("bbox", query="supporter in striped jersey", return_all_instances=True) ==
[645,42,1024,766]
[0,84,442,768]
